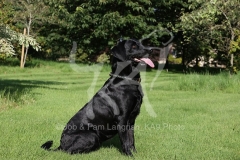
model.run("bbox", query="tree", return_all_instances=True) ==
[9,0,50,67]
[0,24,41,58]
[179,0,240,72]
[0,0,42,64]
[0,0,16,58]
[44,0,172,61]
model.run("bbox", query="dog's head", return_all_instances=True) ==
[111,39,154,68]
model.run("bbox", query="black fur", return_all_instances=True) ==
[41,39,152,156]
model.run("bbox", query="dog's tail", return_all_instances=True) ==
[41,140,55,151]
[41,140,62,152]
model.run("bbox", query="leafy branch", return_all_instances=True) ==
[0,24,41,57]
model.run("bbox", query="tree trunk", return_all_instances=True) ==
[20,28,26,68]
[182,45,188,73]
[230,53,234,67]
[23,13,32,68]
[230,53,234,75]
[196,55,199,68]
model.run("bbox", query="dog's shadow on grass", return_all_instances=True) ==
[101,135,122,152]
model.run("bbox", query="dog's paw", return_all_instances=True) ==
[131,146,137,153]
[123,148,134,157]
[125,151,133,157]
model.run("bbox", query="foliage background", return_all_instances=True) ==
[0,0,240,70]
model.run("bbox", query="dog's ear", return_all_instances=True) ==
[111,41,127,61]
[124,39,140,54]
[111,39,140,61]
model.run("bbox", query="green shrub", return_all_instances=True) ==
[96,52,110,64]
[168,54,182,64]
[0,53,7,60]
[75,48,89,62]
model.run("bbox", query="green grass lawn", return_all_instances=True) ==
[0,60,240,160]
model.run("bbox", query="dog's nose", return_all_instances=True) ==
[144,48,154,54]
[144,47,152,51]
[144,46,161,52]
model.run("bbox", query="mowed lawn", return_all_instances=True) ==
[0,61,240,160]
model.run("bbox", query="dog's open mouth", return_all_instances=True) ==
[134,58,155,68]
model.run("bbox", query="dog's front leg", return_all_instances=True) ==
[127,125,136,152]
[126,98,142,153]
[118,124,134,156]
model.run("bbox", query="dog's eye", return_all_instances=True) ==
[132,45,138,49]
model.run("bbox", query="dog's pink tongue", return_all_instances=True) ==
[140,58,155,68]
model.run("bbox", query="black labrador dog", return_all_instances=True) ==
[41,39,155,156]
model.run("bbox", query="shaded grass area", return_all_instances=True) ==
[0,60,239,159]
[0,76,65,111]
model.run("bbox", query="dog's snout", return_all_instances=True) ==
[144,48,153,54]
[144,46,161,52]
[143,47,152,52]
